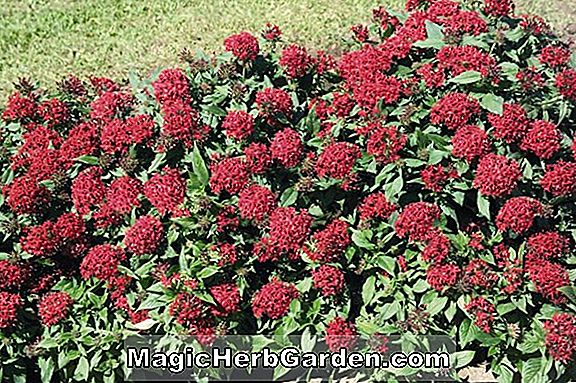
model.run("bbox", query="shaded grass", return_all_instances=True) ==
[0,0,572,98]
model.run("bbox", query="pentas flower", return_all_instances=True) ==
[473,154,521,198]
[4,176,51,215]
[106,176,142,214]
[351,24,369,42]
[496,197,542,235]
[214,243,238,266]
[216,206,239,233]
[430,93,480,130]
[329,92,354,118]
[1,92,38,123]
[465,259,498,289]
[436,46,496,77]
[444,10,488,37]
[270,128,303,168]
[255,88,293,123]
[144,167,187,215]
[395,202,441,242]
[555,69,576,101]
[421,230,451,263]
[209,157,249,195]
[465,297,495,333]
[152,68,191,104]
[487,103,529,143]
[0,261,29,290]
[100,119,129,153]
[527,232,570,260]
[316,142,361,180]
[426,0,460,22]
[526,258,570,304]
[93,204,123,229]
[426,262,460,292]
[421,165,453,192]
[358,193,396,222]
[80,244,126,281]
[209,283,241,317]
[417,63,446,88]
[0,292,22,328]
[169,292,210,328]
[222,110,254,140]
[39,98,70,127]
[372,6,400,29]
[312,265,345,297]
[519,14,550,35]
[261,23,281,41]
[520,120,561,159]
[38,292,73,327]
[60,122,100,162]
[71,168,105,215]
[538,46,571,68]
[279,44,314,78]
[483,0,513,16]
[451,125,491,162]
[325,317,358,352]
[541,161,576,197]
[238,185,277,223]
[544,313,576,363]
[125,114,156,146]
[21,221,60,257]
[308,219,351,263]
[252,278,299,319]
[244,142,272,174]
[89,91,133,121]
[160,100,203,146]
[124,215,164,255]
[54,213,85,243]
[516,67,545,92]
[366,123,406,163]
[89,76,119,94]
[224,32,260,62]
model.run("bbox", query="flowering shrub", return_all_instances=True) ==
[1,0,576,381]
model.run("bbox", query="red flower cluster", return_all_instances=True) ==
[0,261,29,290]
[270,128,303,168]
[279,44,314,78]
[308,219,351,263]
[38,292,73,327]
[465,259,497,289]
[106,176,142,214]
[0,292,22,328]
[421,165,453,192]
[312,265,346,297]
[539,46,571,68]
[224,32,260,61]
[465,297,495,333]
[555,69,576,101]
[526,259,570,304]
[473,154,520,197]
[366,123,406,163]
[540,161,576,196]
[358,193,396,222]
[316,142,361,180]
[527,231,570,260]
[124,215,164,255]
[496,197,542,234]
[238,185,277,222]
[222,110,254,140]
[325,317,358,352]
[252,279,299,319]
[209,283,241,317]
[451,125,491,161]
[255,88,293,123]
[80,244,126,281]
[436,46,496,78]
[488,103,529,143]
[544,313,576,363]
[395,202,441,241]
[210,157,250,195]
[483,0,513,16]
[144,167,186,215]
[430,93,480,130]
[519,120,561,159]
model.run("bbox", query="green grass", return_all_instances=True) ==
[0,0,571,98]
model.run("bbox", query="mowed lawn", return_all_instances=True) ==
[0,0,573,98]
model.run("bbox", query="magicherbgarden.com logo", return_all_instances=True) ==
[123,335,456,381]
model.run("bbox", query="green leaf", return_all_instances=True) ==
[425,20,444,41]
[74,356,90,381]
[148,152,166,173]
[363,276,376,304]
[449,71,482,84]
[477,193,490,219]
[352,229,374,250]
[192,144,209,186]
[521,358,542,383]
[279,187,298,207]
[39,357,54,383]
[75,155,99,165]
[427,296,448,316]
[559,286,576,304]
[376,255,396,275]
[451,350,475,369]
[380,301,401,321]
[480,94,504,115]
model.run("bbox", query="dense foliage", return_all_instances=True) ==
[1,0,576,381]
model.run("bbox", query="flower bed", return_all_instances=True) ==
[1,0,576,381]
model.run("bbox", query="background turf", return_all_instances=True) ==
[0,0,573,98]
